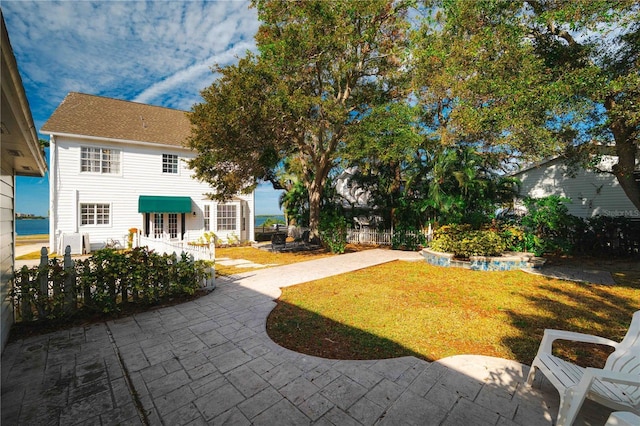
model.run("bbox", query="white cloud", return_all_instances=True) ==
[2,0,259,127]
[133,40,255,109]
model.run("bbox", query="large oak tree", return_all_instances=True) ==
[187,0,413,238]
[413,0,639,211]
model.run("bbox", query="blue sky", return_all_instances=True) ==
[3,0,283,216]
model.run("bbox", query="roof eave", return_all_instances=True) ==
[40,130,192,152]
[1,13,47,177]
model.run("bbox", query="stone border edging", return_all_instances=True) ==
[421,248,546,271]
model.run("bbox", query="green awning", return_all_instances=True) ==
[138,196,192,213]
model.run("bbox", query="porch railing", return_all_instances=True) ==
[135,234,215,261]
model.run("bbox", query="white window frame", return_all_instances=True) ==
[217,204,237,231]
[162,153,179,174]
[204,205,210,231]
[80,146,121,174]
[168,213,178,239]
[79,203,111,226]
[153,214,164,238]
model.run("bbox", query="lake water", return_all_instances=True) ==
[255,215,285,227]
[16,218,49,236]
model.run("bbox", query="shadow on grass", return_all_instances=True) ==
[502,277,639,367]
[267,300,428,361]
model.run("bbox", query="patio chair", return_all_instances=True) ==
[271,232,286,250]
[525,310,640,426]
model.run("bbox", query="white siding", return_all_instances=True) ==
[515,156,640,218]
[50,136,254,251]
[0,162,15,352]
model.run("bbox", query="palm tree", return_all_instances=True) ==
[427,146,517,226]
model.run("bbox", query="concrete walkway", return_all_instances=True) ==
[2,249,613,425]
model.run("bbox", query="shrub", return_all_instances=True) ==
[430,224,506,257]
[226,232,240,246]
[319,212,348,254]
[458,230,506,257]
[193,231,219,246]
[521,196,579,255]
[429,224,470,255]
[498,224,528,252]
[12,247,210,322]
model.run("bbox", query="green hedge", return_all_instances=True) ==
[12,247,211,322]
[429,195,640,257]
[430,224,506,257]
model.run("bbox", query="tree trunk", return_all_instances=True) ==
[606,97,640,212]
[308,176,323,243]
[612,138,640,212]
[389,161,402,227]
[304,129,337,243]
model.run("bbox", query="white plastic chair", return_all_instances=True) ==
[605,411,640,426]
[526,310,640,426]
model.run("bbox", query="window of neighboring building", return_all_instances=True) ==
[81,147,120,174]
[168,214,178,239]
[80,203,110,225]
[204,205,210,231]
[217,204,237,231]
[154,214,164,238]
[162,154,178,174]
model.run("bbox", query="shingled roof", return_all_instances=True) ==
[41,92,192,147]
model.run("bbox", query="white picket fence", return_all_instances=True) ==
[347,228,393,245]
[346,227,432,246]
[281,226,432,246]
[136,234,215,261]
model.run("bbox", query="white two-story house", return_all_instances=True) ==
[42,92,254,253]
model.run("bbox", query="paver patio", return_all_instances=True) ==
[2,249,613,425]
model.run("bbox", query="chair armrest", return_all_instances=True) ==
[537,329,619,357]
[583,368,640,387]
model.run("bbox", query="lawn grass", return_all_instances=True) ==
[16,252,37,260]
[16,234,48,246]
[15,235,50,259]
[267,261,640,366]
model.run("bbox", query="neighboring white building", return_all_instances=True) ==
[334,167,373,209]
[1,12,47,352]
[42,92,254,253]
[512,155,640,219]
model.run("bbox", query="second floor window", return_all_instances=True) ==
[81,147,120,174]
[162,154,178,174]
